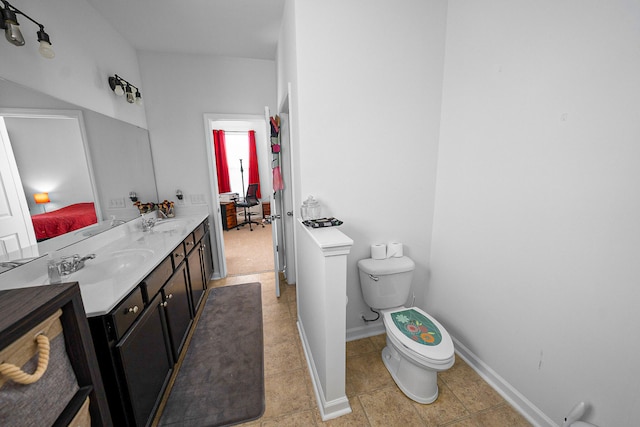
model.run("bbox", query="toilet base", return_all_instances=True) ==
[381,339,439,404]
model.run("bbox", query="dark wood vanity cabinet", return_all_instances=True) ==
[115,293,173,427]
[88,216,214,427]
[187,245,205,312]
[186,220,214,313]
[89,288,173,427]
[162,262,193,361]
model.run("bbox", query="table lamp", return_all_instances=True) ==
[34,192,50,212]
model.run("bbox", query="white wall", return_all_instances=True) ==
[137,52,276,271]
[283,0,448,335]
[431,1,640,425]
[0,0,146,128]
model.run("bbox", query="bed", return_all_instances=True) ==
[31,202,98,241]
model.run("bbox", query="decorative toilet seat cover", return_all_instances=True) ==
[384,306,454,363]
[390,309,442,346]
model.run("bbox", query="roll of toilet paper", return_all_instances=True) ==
[386,242,403,258]
[371,244,386,260]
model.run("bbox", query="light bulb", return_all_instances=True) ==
[114,83,124,96]
[38,40,55,58]
[36,28,54,59]
[126,87,135,104]
[4,22,24,46]
[2,9,24,46]
[135,90,143,106]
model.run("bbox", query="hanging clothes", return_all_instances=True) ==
[272,165,284,191]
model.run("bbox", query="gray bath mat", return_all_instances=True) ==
[159,283,264,426]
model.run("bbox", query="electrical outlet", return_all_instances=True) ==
[190,194,206,204]
[108,198,125,208]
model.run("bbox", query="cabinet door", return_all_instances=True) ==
[202,232,214,283]
[116,294,172,427]
[187,244,205,312]
[163,263,193,361]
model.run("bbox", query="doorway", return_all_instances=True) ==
[204,115,275,278]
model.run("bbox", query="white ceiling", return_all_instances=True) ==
[85,0,285,60]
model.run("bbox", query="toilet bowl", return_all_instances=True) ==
[357,256,455,404]
[381,306,455,403]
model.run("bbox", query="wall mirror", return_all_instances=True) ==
[0,78,158,273]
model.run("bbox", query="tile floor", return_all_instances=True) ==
[210,272,532,427]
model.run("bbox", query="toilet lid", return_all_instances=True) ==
[383,306,454,362]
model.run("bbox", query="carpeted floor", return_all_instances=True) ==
[158,283,264,427]
[223,223,274,276]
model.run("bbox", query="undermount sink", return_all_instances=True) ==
[100,248,156,272]
[62,248,155,285]
[153,219,190,232]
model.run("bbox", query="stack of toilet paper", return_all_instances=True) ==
[370,242,403,260]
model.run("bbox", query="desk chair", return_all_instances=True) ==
[235,183,263,231]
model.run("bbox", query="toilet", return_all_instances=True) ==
[357,256,455,404]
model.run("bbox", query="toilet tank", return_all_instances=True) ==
[357,257,415,310]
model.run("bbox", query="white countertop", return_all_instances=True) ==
[0,213,208,317]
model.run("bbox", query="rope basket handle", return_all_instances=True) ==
[0,334,50,384]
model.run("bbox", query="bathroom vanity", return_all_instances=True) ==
[0,213,214,427]
[86,215,213,426]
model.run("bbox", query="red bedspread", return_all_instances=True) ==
[31,202,98,241]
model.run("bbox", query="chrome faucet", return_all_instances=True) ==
[56,253,97,276]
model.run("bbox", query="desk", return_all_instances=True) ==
[262,201,271,219]
[220,202,237,230]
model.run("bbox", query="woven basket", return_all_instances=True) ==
[67,396,91,427]
[0,309,81,426]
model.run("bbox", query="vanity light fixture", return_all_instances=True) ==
[34,192,50,212]
[108,75,143,106]
[176,190,183,200]
[129,191,138,202]
[0,0,54,58]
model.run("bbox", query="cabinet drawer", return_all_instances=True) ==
[183,233,197,254]
[172,242,186,268]
[141,256,173,303]
[110,287,144,340]
[193,223,205,243]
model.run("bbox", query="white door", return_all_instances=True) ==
[0,117,38,263]
[265,107,284,297]
[278,98,297,285]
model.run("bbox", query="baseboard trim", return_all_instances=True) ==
[297,321,352,421]
[452,337,556,427]
[344,325,556,426]
[346,323,384,342]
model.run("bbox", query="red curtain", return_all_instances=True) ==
[248,130,262,199]
[213,130,231,194]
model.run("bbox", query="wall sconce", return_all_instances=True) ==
[129,191,138,202]
[34,192,50,212]
[176,190,183,200]
[0,0,54,58]
[109,74,143,106]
